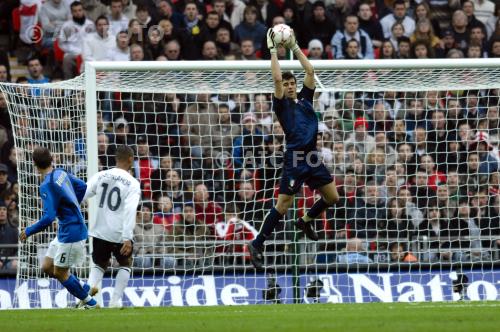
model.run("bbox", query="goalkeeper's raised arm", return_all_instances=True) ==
[284,30,315,91]
[267,28,284,99]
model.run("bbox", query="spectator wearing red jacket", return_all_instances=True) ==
[419,154,447,191]
[133,135,159,199]
[193,183,223,233]
[153,195,181,233]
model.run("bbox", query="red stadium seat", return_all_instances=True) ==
[53,39,64,63]
[75,55,82,75]
[12,7,20,33]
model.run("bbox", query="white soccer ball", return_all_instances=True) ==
[272,24,293,46]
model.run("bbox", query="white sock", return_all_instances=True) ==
[88,265,105,306]
[88,265,105,288]
[110,267,131,306]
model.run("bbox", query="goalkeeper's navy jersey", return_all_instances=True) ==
[26,168,88,243]
[273,85,317,152]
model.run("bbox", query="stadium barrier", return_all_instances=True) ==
[0,269,498,308]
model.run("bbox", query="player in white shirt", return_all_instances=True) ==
[83,145,141,308]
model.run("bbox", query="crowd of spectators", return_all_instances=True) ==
[0,0,499,79]
[0,0,499,270]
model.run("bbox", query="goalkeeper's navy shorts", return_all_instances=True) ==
[279,150,333,195]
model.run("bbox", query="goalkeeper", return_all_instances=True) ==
[248,29,339,269]
[20,147,98,309]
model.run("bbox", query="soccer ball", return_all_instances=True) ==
[272,24,293,46]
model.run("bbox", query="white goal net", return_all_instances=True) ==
[1,59,500,308]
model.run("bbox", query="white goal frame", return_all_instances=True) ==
[84,58,500,233]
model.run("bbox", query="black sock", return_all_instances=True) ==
[306,198,331,220]
[253,207,283,248]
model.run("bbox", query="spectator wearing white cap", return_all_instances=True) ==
[307,39,325,59]
[111,117,134,147]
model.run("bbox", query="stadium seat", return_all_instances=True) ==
[12,7,20,33]
[53,39,64,63]
[75,55,82,75]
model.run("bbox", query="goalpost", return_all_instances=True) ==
[1,59,500,308]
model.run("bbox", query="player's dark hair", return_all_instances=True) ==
[136,5,149,13]
[282,71,296,83]
[16,76,28,83]
[386,166,397,173]
[347,39,360,46]
[218,103,230,110]
[344,14,358,23]
[95,15,109,25]
[397,36,410,45]
[389,242,405,251]
[115,145,134,162]
[477,185,489,194]
[393,0,405,8]
[27,56,42,66]
[32,146,52,169]
[70,1,83,10]
[140,201,153,211]
[458,197,470,205]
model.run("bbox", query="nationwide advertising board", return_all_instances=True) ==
[0,270,498,308]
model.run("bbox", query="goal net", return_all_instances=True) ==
[1,59,500,308]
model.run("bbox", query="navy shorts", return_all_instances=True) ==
[279,150,333,195]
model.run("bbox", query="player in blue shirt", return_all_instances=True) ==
[20,147,98,309]
[248,29,340,269]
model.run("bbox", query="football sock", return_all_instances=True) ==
[88,265,105,288]
[304,199,330,221]
[110,267,131,305]
[61,274,95,304]
[253,207,283,248]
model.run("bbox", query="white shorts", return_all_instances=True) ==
[46,238,86,268]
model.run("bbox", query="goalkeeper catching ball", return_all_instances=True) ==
[248,28,340,270]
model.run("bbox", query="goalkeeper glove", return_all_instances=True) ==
[284,30,300,54]
[267,28,277,54]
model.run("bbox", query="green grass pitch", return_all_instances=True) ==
[1,302,499,332]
